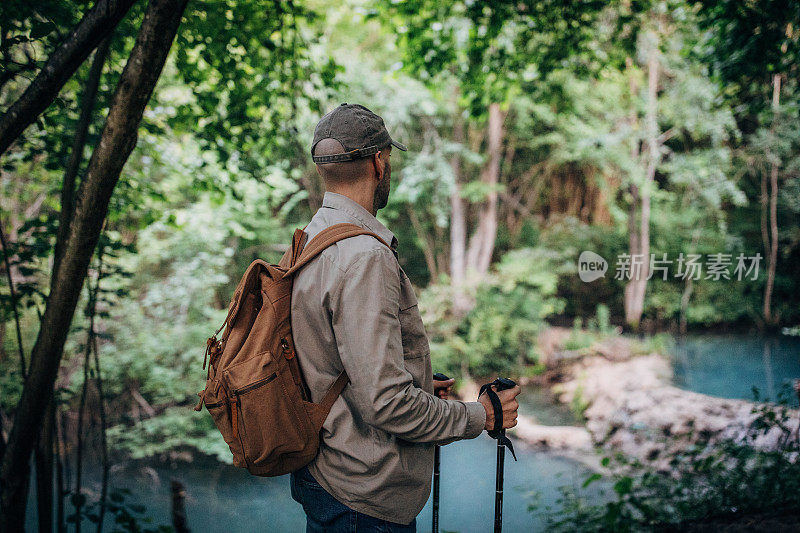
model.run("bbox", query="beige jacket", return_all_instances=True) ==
[290,192,486,524]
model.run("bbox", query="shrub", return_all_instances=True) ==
[423,247,566,378]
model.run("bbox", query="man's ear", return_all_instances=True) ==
[371,151,384,182]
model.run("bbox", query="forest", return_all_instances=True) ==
[1,0,799,531]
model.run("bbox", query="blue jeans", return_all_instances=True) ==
[290,465,417,533]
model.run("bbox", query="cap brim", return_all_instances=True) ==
[390,139,408,151]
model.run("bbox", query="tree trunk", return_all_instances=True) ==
[624,183,640,326]
[55,411,66,533]
[0,1,188,528]
[0,0,136,157]
[0,221,26,378]
[170,480,190,533]
[763,73,781,325]
[32,39,113,533]
[449,97,470,316]
[679,230,702,334]
[624,45,659,328]
[623,56,641,327]
[465,102,503,278]
[53,35,113,277]
[408,208,438,280]
[35,399,55,533]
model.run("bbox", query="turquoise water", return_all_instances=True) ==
[39,437,592,532]
[517,385,580,426]
[671,334,800,405]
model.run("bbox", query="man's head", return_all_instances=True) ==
[311,104,406,214]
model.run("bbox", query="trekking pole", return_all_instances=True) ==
[432,372,450,533]
[478,377,518,533]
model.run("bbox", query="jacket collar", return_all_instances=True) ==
[321,192,398,251]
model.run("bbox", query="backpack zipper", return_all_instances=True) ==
[230,373,277,470]
[203,399,225,409]
[234,372,278,396]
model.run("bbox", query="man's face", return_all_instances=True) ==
[372,150,391,211]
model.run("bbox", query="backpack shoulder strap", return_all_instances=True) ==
[307,371,350,432]
[283,223,392,278]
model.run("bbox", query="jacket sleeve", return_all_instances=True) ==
[330,247,485,443]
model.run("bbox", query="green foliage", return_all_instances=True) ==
[423,247,565,378]
[631,332,675,356]
[70,487,172,533]
[563,318,595,351]
[172,0,339,167]
[108,407,231,464]
[568,383,590,421]
[588,304,613,334]
[382,0,605,113]
[696,0,800,114]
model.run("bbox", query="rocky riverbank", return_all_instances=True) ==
[470,327,800,466]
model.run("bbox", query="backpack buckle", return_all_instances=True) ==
[204,335,224,370]
[280,338,293,360]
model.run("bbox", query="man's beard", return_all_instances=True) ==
[372,161,391,212]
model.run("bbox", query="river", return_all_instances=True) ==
[25,333,799,531]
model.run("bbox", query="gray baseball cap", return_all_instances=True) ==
[311,103,407,164]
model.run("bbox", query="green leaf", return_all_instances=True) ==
[582,473,603,488]
[613,476,633,497]
[29,21,56,40]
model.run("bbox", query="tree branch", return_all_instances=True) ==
[0,0,137,156]
[0,220,26,379]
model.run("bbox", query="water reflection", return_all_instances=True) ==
[672,334,800,405]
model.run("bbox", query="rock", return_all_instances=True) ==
[592,336,637,362]
[537,327,573,367]
[548,350,584,365]
[555,353,799,466]
[513,415,593,451]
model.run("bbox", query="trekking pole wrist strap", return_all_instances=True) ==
[478,379,517,461]
[479,382,504,436]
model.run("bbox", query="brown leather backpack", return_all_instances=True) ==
[194,223,392,476]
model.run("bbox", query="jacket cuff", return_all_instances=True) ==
[463,401,487,438]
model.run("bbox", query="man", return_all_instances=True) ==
[290,103,520,532]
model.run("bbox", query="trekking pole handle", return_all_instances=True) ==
[494,377,516,440]
[433,373,451,399]
[494,377,516,392]
[479,377,518,462]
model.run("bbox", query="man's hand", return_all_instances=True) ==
[479,384,520,431]
[433,377,455,399]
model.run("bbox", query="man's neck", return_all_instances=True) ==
[324,187,376,216]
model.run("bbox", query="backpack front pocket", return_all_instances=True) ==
[199,378,245,467]
[206,398,243,467]
[223,351,308,467]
